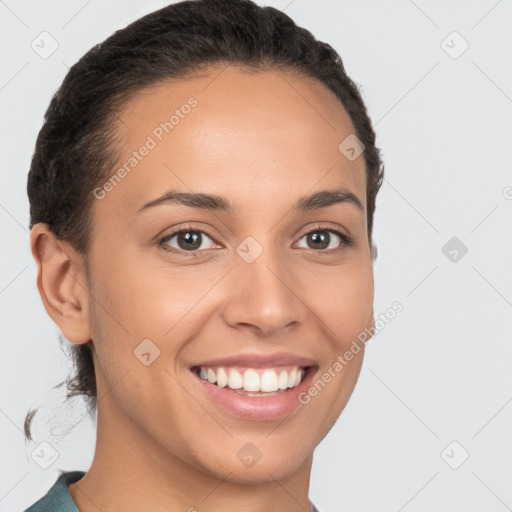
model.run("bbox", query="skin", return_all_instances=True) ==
[30,64,375,512]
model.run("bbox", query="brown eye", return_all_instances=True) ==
[160,229,216,253]
[295,228,353,252]
[305,231,331,250]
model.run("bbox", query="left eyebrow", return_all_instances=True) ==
[136,187,364,214]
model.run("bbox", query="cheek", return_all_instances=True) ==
[306,260,374,344]
[87,250,227,394]
[86,258,190,426]
[89,248,200,340]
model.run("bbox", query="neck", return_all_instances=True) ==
[68,394,314,512]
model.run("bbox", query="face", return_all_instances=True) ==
[80,65,374,483]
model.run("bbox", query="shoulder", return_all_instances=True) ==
[24,471,85,512]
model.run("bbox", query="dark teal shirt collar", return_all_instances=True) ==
[25,471,85,512]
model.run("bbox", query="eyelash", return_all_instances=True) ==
[157,224,354,257]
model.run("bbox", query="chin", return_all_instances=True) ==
[192,435,315,484]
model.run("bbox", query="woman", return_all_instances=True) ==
[24,0,384,510]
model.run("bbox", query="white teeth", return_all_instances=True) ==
[216,367,228,388]
[243,369,260,391]
[207,368,217,384]
[277,370,289,390]
[197,365,306,393]
[261,370,279,392]
[227,369,243,389]
[287,368,297,388]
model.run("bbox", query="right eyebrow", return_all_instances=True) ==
[137,190,233,214]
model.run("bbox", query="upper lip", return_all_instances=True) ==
[192,352,317,368]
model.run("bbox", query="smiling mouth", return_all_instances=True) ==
[191,365,314,397]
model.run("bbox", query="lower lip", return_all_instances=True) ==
[192,367,317,420]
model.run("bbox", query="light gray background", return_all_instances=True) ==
[1,1,511,511]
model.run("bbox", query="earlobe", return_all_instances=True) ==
[30,224,92,345]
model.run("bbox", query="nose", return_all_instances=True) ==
[220,244,306,337]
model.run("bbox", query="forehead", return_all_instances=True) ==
[96,65,366,220]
